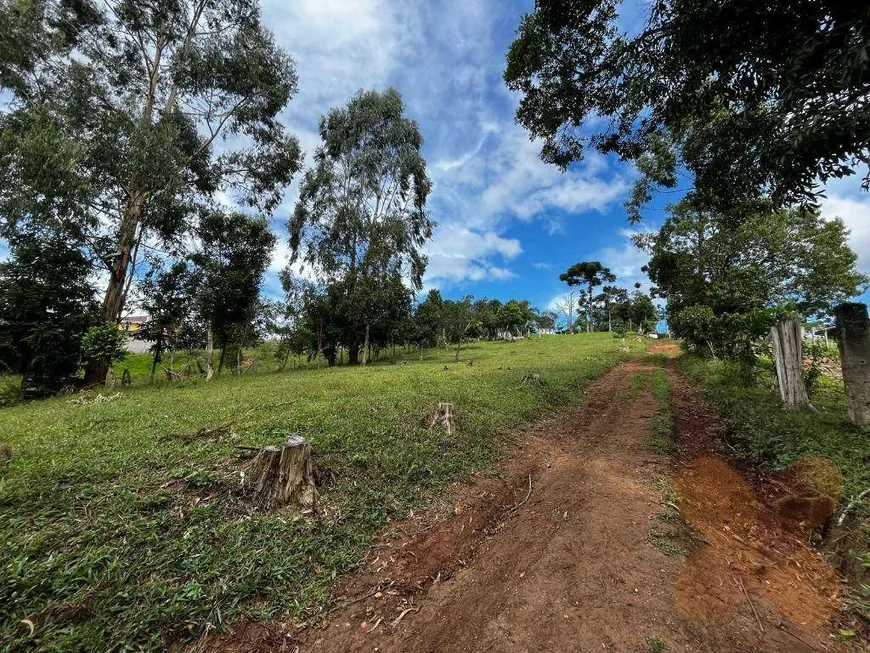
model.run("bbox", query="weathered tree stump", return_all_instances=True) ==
[429,403,456,434]
[245,435,318,511]
[770,318,813,410]
[836,302,870,426]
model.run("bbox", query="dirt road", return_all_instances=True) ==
[220,348,845,652]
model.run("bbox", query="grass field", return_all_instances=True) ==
[0,334,644,651]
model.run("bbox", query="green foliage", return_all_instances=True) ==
[647,197,866,360]
[504,0,870,211]
[193,210,276,371]
[288,88,433,364]
[81,324,128,369]
[0,0,302,328]
[646,635,667,653]
[560,261,616,333]
[0,334,644,650]
[0,234,96,396]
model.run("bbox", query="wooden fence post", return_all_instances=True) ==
[835,302,870,426]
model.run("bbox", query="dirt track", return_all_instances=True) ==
[216,347,845,652]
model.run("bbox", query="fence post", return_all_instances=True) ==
[835,302,870,426]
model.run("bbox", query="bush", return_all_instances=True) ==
[81,324,128,370]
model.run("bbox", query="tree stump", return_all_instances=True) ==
[836,302,870,426]
[245,435,318,511]
[429,403,456,434]
[770,318,813,410]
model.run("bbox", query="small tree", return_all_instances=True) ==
[560,262,616,333]
[81,324,128,385]
[0,235,96,398]
[138,259,196,382]
[192,211,276,379]
[443,296,475,362]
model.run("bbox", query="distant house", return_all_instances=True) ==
[119,315,149,334]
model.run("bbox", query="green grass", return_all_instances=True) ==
[647,368,676,455]
[0,334,643,651]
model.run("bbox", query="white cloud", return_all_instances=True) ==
[595,227,658,292]
[424,224,522,283]
[820,192,870,274]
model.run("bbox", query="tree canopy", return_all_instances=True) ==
[643,197,867,358]
[288,87,433,364]
[505,0,870,212]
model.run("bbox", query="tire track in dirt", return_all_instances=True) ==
[213,350,845,653]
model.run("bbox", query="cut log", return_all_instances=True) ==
[770,318,813,410]
[245,434,318,511]
[835,302,870,426]
[429,402,455,434]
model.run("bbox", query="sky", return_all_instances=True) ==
[255,0,870,318]
[1,0,867,320]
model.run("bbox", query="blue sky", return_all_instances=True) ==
[259,0,648,314]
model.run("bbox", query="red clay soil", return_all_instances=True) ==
[210,349,848,653]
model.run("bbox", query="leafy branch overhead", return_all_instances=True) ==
[505,1,870,213]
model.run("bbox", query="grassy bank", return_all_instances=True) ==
[678,356,870,498]
[0,334,641,651]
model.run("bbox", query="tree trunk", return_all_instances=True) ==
[85,188,147,385]
[348,335,359,365]
[149,337,163,384]
[244,435,318,511]
[205,325,215,381]
[770,318,812,410]
[429,402,456,434]
[361,323,370,366]
[835,302,870,426]
[217,338,228,376]
[419,345,424,361]
[587,285,593,333]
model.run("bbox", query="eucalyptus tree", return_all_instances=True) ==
[0,0,303,383]
[289,88,434,365]
[505,1,870,214]
[559,261,616,333]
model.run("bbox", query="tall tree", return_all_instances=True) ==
[0,0,302,383]
[645,196,866,406]
[559,261,616,333]
[505,1,870,213]
[289,88,434,365]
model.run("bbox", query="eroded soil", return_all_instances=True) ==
[211,346,848,652]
